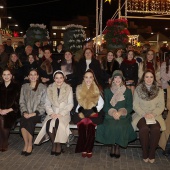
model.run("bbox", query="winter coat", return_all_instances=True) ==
[132,84,166,131]
[19,83,46,116]
[0,82,20,128]
[160,62,170,89]
[120,59,138,85]
[77,57,103,86]
[34,82,73,144]
[159,86,170,150]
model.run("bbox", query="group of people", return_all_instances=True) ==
[0,41,170,165]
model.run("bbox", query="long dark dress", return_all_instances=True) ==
[96,88,137,147]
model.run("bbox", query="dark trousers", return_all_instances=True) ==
[137,117,161,159]
[75,118,96,153]
[0,116,10,151]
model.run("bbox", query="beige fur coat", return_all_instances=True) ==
[34,82,73,144]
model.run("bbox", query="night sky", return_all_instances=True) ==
[5,0,170,35]
[6,0,117,32]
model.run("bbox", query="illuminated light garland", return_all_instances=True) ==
[127,0,170,14]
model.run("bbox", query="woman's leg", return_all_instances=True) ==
[137,118,150,159]
[46,119,59,154]
[149,122,161,160]
[21,128,29,152]
[84,123,96,154]
[75,122,86,153]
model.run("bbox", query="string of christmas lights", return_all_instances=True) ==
[127,0,170,13]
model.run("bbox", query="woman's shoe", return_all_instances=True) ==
[51,151,56,155]
[82,152,87,158]
[87,153,92,158]
[55,149,64,156]
[148,159,155,163]
[143,158,149,163]
[110,153,115,158]
[114,154,120,159]
[21,151,26,155]
[25,151,32,156]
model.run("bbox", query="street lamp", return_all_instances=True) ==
[0,6,4,9]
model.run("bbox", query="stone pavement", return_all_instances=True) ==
[0,134,170,170]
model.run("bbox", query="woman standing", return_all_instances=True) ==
[7,52,23,84]
[160,54,170,91]
[101,51,119,86]
[34,70,73,156]
[132,70,165,163]
[77,48,103,86]
[138,50,160,85]
[72,69,104,158]
[115,48,123,66]
[0,69,20,152]
[23,54,39,83]
[96,70,136,158]
[39,48,61,85]
[120,50,138,95]
[61,50,77,92]
[20,69,46,156]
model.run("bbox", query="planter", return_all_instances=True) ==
[107,44,125,50]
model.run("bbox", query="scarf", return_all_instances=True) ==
[110,84,126,107]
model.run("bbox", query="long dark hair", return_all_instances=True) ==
[28,69,40,91]
[139,69,157,86]
[101,51,115,72]
[83,69,103,96]
[142,50,158,72]
[61,50,76,72]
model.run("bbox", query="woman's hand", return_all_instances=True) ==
[41,77,50,83]
[29,113,36,117]
[50,113,62,119]
[78,112,85,119]
[0,109,12,115]
[145,113,154,119]
[24,113,30,119]
[113,112,121,120]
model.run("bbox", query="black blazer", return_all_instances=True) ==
[77,57,103,86]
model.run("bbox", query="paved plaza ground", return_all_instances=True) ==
[0,134,170,170]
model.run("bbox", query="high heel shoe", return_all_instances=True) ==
[51,151,56,155]
[148,159,155,163]
[110,153,115,158]
[21,151,26,155]
[55,149,64,156]
[25,151,32,156]
[143,158,149,163]
[114,154,120,159]
[86,153,92,158]
[82,152,87,158]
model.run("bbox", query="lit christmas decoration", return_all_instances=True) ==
[105,0,111,4]
[127,0,170,13]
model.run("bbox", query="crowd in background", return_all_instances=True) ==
[0,39,170,164]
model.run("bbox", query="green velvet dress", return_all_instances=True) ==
[96,88,137,147]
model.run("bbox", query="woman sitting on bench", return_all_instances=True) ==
[96,70,136,159]
[34,70,73,156]
[20,69,46,156]
[72,69,104,158]
[132,69,165,163]
[0,69,20,152]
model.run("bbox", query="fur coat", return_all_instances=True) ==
[19,83,46,116]
[34,82,73,144]
[132,83,166,131]
[72,81,104,124]
[159,86,170,150]
[0,82,20,128]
